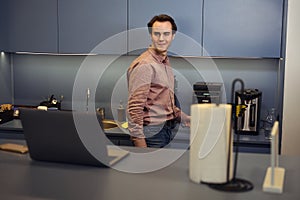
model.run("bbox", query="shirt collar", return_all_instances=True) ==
[148,47,169,64]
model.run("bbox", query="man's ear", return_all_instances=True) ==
[172,33,176,40]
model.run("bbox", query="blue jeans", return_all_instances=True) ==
[143,124,174,148]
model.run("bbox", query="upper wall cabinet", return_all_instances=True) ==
[58,0,127,54]
[0,0,8,51]
[1,0,284,57]
[203,0,284,58]
[128,0,203,56]
[5,0,58,53]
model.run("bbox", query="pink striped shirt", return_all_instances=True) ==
[127,48,182,138]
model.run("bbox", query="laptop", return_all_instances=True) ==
[19,108,128,167]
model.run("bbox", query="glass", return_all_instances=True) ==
[264,108,276,140]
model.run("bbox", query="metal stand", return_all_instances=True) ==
[263,121,285,193]
[208,178,253,192]
[207,78,253,192]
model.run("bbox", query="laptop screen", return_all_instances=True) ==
[20,108,128,167]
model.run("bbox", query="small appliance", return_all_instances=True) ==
[193,82,223,104]
[235,88,262,135]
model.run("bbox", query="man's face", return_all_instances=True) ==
[150,21,175,56]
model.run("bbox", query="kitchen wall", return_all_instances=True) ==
[12,54,279,123]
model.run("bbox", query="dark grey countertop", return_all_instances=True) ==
[0,138,299,200]
[0,119,23,131]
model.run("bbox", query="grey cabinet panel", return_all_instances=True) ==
[58,0,127,54]
[0,0,8,51]
[203,0,283,57]
[0,53,12,104]
[6,0,58,53]
[128,0,203,56]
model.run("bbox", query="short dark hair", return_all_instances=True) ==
[147,14,177,34]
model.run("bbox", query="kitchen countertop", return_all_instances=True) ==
[0,138,299,200]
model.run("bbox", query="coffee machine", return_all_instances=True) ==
[193,82,223,104]
[235,89,262,135]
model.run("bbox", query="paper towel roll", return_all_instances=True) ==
[189,104,233,184]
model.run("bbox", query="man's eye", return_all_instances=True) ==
[164,32,171,36]
[154,32,161,37]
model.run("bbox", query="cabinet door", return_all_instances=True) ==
[0,53,12,104]
[58,0,127,54]
[0,0,8,51]
[203,0,283,57]
[6,0,58,53]
[128,0,203,56]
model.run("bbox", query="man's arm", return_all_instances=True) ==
[127,64,152,147]
[131,137,147,147]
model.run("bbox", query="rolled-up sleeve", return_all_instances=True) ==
[127,63,153,138]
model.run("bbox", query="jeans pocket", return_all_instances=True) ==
[145,127,172,148]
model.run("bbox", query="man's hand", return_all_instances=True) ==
[132,137,147,147]
[181,114,191,127]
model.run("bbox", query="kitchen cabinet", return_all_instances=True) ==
[0,0,8,51]
[128,0,203,56]
[58,0,127,54]
[203,0,284,57]
[1,0,284,57]
[5,0,58,53]
[0,53,12,104]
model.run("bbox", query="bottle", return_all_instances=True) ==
[264,108,276,140]
[117,100,126,122]
[97,107,105,121]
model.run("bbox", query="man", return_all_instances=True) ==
[127,14,190,148]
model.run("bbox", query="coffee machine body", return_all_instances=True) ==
[235,89,262,135]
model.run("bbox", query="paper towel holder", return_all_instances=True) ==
[206,78,254,192]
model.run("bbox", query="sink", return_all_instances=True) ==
[102,119,118,130]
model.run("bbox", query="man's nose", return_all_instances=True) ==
[159,34,165,41]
